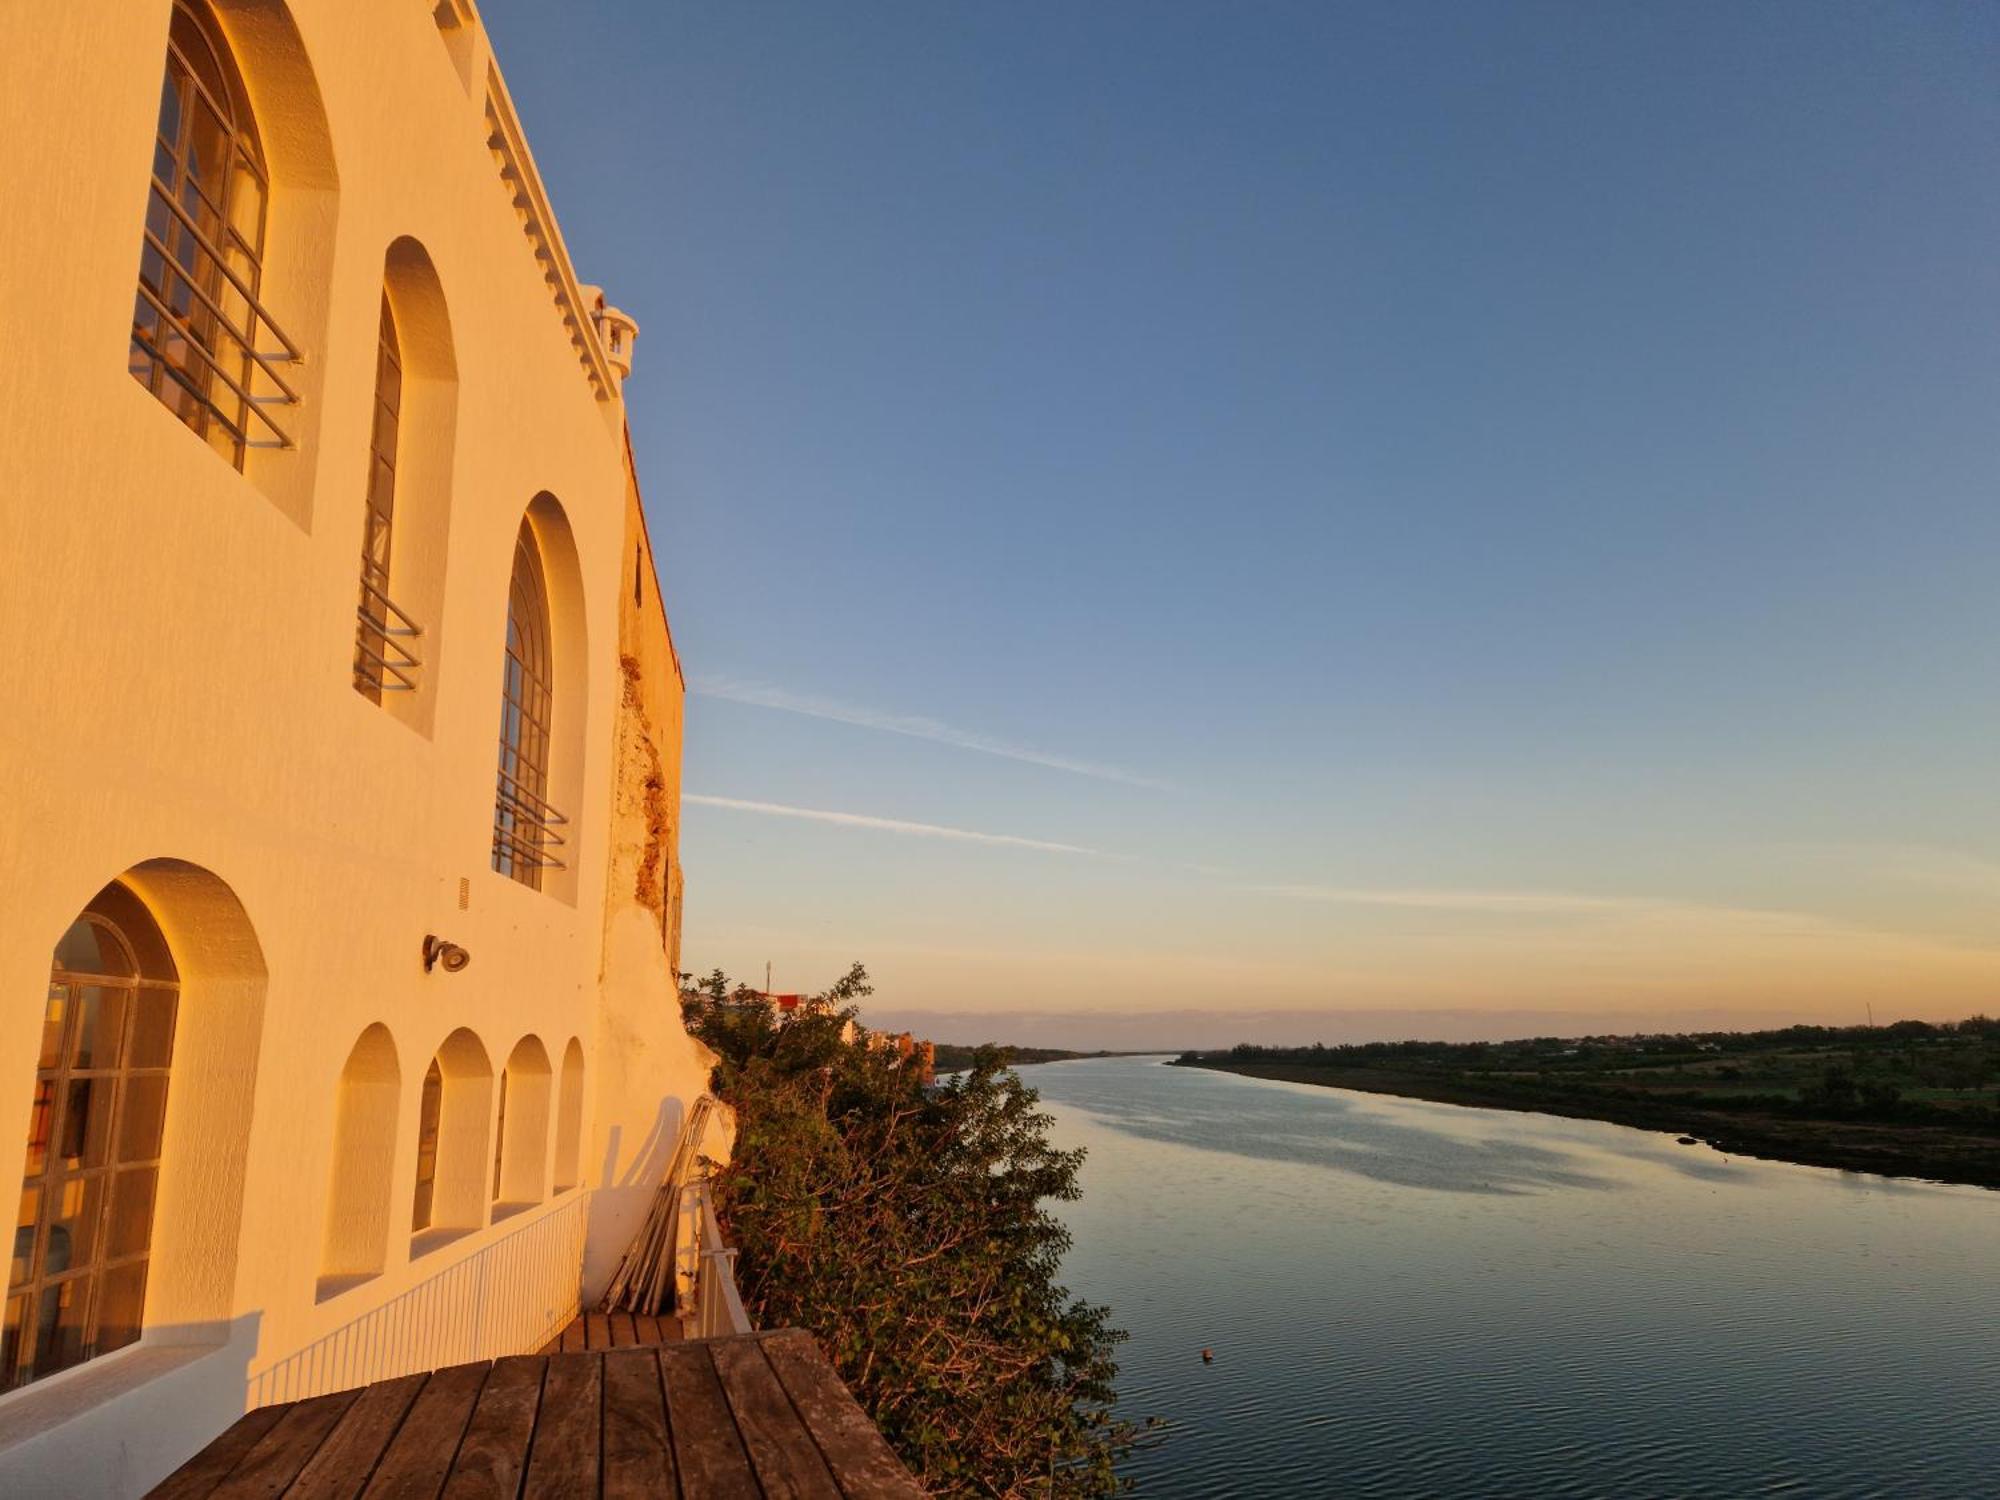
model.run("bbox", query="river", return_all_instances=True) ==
[1030,1055,1998,1498]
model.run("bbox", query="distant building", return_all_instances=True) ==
[0,2,716,1491]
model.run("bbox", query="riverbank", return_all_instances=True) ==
[1172,1058,2000,1190]
[928,1042,1161,1072]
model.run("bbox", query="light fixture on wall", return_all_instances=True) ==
[423,935,471,973]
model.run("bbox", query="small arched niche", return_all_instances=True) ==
[353,237,458,734]
[491,1035,552,1219]
[317,1023,398,1299]
[410,1027,491,1254]
[553,1038,585,1193]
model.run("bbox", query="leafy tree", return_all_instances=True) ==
[1805,1062,1860,1112]
[690,964,1141,1496]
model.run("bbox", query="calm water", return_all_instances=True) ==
[1031,1056,1999,1498]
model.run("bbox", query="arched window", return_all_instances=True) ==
[319,1025,399,1298]
[552,1039,585,1193]
[409,1031,492,1249]
[493,519,566,887]
[354,295,421,699]
[6,884,180,1392]
[128,0,300,468]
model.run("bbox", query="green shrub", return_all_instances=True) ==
[690,965,1140,1496]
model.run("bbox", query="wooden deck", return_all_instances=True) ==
[538,1311,684,1354]
[148,1328,924,1499]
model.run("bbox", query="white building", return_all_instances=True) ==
[0,2,716,1491]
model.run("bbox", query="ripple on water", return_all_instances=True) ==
[1030,1057,1999,1499]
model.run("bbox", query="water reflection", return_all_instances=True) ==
[1032,1056,1999,1499]
[1065,1064,1666,1194]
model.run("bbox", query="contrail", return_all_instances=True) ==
[685,794,1106,856]
[691,676,1170,790]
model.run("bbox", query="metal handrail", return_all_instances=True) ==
[140,223,301,405]
[354,557,423,694]
[131,288,285,448]
[496,764,568,826]
[130,323,253,452]
[146,174,302,364]
[134,169,305,457]
[359,568,423,638]
[493,765,569,872]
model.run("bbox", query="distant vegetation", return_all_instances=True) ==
[1174,1017,2000,1189]
[686,964,1142,1495]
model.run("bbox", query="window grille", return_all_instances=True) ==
[129,2,302,469]
[492,521,567,887]
[354,297,422,698]
[4,885,179,1392]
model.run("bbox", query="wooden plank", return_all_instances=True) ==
[558,1318,586,1354]
[149,1403,293,1499]
[609,1312,638,1348]
[761,1330,925,1499]
[521,1353,601,1500]
[583,1312,611,1351]
[211,1390,362,1499]
[287,1373,429,1499]
[363,1362,492,1500]
[601,1349,676,1500]
[658,1343,760,1497]
[630,1314,661,1345]
[710,1338,840,1500]
[442,1355,545,1500]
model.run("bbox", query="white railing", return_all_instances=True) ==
[247,1192,587,1406]
[678,1178,752,1339]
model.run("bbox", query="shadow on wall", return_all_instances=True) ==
[581,1094,703,1307]
[0,1312,261,1500]
[580,904,724,1303]
[250,1196,587,1407]
[600,1095,686,1193]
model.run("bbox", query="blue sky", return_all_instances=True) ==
[480,1,2000,1044]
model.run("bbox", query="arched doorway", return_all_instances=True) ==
[5,882,180,1391]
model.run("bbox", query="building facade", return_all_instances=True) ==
[0,2,715,1491]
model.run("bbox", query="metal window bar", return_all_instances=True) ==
[130,9,301,466]
[493,524,557,887]
[354,558,423,695]
[136,213,284,387]
[492,764,568,872]
[129,315,257,455]
[132,279,294,449]
[354,299,405,705]
[141,190,302,382]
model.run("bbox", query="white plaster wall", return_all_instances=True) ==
[0,1,716,1490]
[583,907,734,1303]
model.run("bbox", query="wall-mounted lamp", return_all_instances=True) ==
[423,934,471,973]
